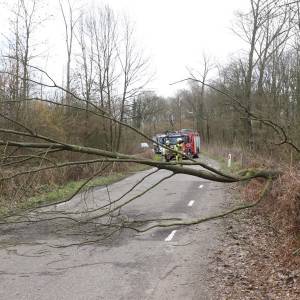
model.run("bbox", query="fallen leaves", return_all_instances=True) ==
[209,203,300,299]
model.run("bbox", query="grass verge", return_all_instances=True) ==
[200,148,242,174]
[0,163,150,217]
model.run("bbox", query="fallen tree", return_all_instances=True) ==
[0,66,281,245]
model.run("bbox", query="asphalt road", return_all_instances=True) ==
[0,158,229,300]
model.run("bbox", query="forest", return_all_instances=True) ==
[0,0,300,298]
[0,0,299,217]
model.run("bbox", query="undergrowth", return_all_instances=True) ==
[204,142,300,261]
[0,156,151,216]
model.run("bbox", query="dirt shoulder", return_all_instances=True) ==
[209,187,300,299]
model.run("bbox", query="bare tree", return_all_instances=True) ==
[91,6,118,151]
[59,0,79,108]
[3,0,43,122]
[115,17,149,151]
[233,0,267,148]
[188,53,214,142]
[75,12,95,144]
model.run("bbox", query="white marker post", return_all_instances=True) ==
[227,153,232,168]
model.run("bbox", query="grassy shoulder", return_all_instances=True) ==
[0,163,150,217]
[200,149,242,174]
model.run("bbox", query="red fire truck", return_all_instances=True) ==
[163,129,201,160]
[179,129,201,158]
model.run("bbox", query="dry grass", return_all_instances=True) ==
[267,166,300,232]
[203,142,293,170]
[242,165,300,235]
[0,149,153,213]
[206,142,300,262]
[241,164,300,264]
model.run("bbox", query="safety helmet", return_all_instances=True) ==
[177,138,183,143]
[165,140,170,145]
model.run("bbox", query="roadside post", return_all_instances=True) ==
[227,153,232,168]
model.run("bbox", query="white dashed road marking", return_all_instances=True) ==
[199,184,204,189]
[188,200,195,207]
[165,230,177,242]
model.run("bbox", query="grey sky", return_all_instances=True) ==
[0,0,251,97]
[101,0,251,96]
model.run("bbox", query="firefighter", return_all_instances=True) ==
[175,137,184,165]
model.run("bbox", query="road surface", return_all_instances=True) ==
[0,159,229,299]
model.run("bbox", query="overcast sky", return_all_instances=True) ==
[100,0,251,96]
[1,0,251,97]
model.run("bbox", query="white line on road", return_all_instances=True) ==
[199,184,204,189]
[188,200,195,207]
[165,230,177,242]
